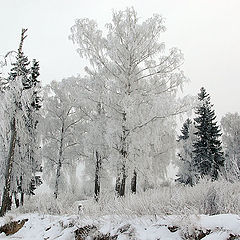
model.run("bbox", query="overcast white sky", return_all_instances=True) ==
[1,0,240,118]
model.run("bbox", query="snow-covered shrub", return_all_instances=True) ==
[12,191,87,215]
[11,179,240,216]
[202,185,219,215]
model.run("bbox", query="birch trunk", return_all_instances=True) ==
[115,112,128,197]
[54,121,64,199]
[94,151,102,202]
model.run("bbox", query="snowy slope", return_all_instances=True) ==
[0,213,240,240]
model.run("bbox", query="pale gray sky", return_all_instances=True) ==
[1,0,240,118]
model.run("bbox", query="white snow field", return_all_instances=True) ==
[1,213,240,240]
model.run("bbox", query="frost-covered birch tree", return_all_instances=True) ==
[221,113,240,181]
[70,8,189,196]
[42,78,88,198]
[86,100,110,201]
[80,99,110,200]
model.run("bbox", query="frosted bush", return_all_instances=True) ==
[12,179,240,216]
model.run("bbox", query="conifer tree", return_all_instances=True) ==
[0,29,42,215]
[192,87,224,180]
[8,41,42,207]
[9,46,30,87]
[176,118,196,185]
[178,118,192,141]
[20,58,42,203]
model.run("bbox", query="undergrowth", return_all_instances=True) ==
[14,179,240,217]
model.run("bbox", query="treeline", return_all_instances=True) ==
[40,7,189,201]
[0,8,238,217]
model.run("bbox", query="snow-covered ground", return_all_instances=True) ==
[1,213,240,239]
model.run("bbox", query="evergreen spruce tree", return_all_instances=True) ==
[25,59,42,199]
[176,118,196,185]
[192,87,224,180]
[178,118,192,141]
[30,59,41,110]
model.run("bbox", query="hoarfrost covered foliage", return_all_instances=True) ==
[221,112,240,181]
[41,77,88,198]
[2,9,238,223]
[14,179,240,217]
[176,119,197,186]
[176,88,224,185]
[69,7,192,196]
[0,29,42,216]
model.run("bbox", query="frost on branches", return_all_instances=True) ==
[81,79,111,201]
[221,112,240,181]
[41,78,88,198]
[69,7,190,196]
[176,118,197,186]
[0,29,42,216]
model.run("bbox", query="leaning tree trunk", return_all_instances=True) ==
[94,151,102,202]
[0,117,16,216]
[131,169,137,194]
[0,29,28,216]
[54,122,64,199]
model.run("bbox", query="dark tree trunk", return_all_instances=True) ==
[20,192,24,206]
[115,176,121,195]
[115,161,127,197]
[0,30,28,216]
[119,177,126,196]
[14,192,20,208]
[131,170,137,194]
[54,122,64,199]
[119,164,127,196]
[54,160,62,199]
[0,117,16,216]
[7,194,12,211]
[94,151,102,202]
